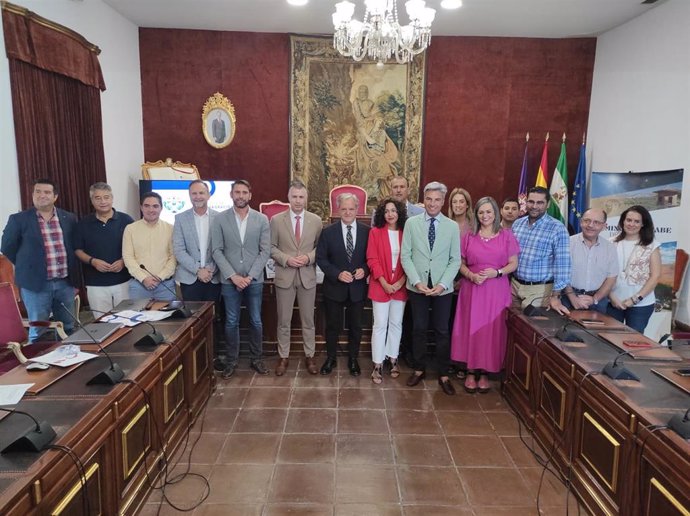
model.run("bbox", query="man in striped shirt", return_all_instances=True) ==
[511,186,570,315]
[1,179,79,341]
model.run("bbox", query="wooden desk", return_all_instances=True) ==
[0,302,214,515]
[504,308,690,515]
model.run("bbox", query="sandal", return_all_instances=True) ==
[478,375,490,394]
[389,359,400,378]
[371,365,383,385]
[455,369,467,380]
[464,375,477,394]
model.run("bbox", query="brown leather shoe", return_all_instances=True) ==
[275,357,289,376]
[406,371,426,387]
[438,377,456,396]
[305,356,318,375]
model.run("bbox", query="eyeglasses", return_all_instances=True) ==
[581,218,605,226]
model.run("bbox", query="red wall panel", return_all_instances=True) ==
[140,29,595,209]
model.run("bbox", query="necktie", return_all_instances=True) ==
[346,225,354,262]
[428,217,436,251]
[294,215,301,243]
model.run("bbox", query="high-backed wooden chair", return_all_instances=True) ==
[329,184,368,216]
[0,282,66,365]
[259,200,290,221]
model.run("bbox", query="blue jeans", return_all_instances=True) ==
[21,279,75,341]
[221,281,263,366]
[606,303,655,333]
[128,278,177,301]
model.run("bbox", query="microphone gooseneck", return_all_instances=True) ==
[90,308,165,348]
[139,264,192,318]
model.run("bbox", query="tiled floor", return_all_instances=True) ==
[141,356,586,515]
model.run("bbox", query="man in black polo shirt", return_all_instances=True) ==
[75,182,134,316]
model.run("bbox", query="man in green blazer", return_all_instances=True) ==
[401,181,461,395]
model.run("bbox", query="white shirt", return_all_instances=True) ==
[234,208,248,244]
[341,221,357,250]
[388,229,400,270]
[193,209,210,268]
[611,238,660,307]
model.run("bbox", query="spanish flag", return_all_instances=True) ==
[535,133,549,188]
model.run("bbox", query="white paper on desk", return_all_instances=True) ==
[99,309,174,326]
[0,384,34,405]
[28,350,98,367]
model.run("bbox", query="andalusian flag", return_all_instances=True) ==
[535,133,549,188]
[547,134,568,223]
[517,133,529,214]
[569,137,587,233]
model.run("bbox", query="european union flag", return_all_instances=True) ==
[569,141,587,234]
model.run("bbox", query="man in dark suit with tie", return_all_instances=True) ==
[316,193,370,376]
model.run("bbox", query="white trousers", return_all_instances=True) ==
[86,282,129,317]
[371,299,406,364]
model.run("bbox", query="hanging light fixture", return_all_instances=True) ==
[332,0,436,65]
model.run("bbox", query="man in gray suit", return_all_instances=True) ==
[212,180,271,378]
[173,180,223,367]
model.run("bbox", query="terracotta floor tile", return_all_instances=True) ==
[402,506,473,516]
[338,372,377,389]
[436,411,493,436]
[519,467,580,507]
[336,503,402,516]
[336,434,394,464]
[430,390,482,411]
[337,409,389,434]
[472,506,542,516]
[485,411,521,436]
[397,465,466,505]
[291,388,339,408]
[393,435,453,466]
[243,387,292,408]
[206,464,273,503]
[139,503,204,516]
[338,387,386,409]
[264,504,333,515]
[233,408,287,433]
[145,465,212,504]
[252,373,296,387]
[207,388,248,409]
[446,435,513,467]
[269,464,335,503]
[335,465,399,503]
[195,504,264,516]
[383,389,434,411]
[285,408,337,433]
[296,370,339,388]
[185,432,226,464]
[458,467,533,506]
[278,433,336,463]
[218,433,280,463]
[202,408,238,433]
[387,410,442,435]
[476,388,510,411]
[216,369,254,387]
[500,436,543,467]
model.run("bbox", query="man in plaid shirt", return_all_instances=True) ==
[1,179,79,341]
[511,186,570,315]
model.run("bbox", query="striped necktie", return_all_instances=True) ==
[346,225,354,262]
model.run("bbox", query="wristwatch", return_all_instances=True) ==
[634,295,644,305]
[496,269,503,278]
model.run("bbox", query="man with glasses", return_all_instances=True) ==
[561,208,618,314]
[511,186,570,314]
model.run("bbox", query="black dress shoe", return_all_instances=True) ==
[251,360,270,375]
[221,364,236,379]
[406,371,426,387]
[438,377,456,396]
[348,358,361,376]
[320,357,337,375]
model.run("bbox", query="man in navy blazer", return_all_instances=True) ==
[316,193,370,376]
[1,178,79,341]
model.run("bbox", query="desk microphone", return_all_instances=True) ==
[139,264,192,318]
[554,322,584,343]
[668,408,690,440]
[601,340,672,382]
[0,407,57,453]
[59,302,124,385]
[90,308,165,348]
[523,295,553,316]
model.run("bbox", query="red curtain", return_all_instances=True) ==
[2,2,106,217]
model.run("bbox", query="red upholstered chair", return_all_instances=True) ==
[329,184,368,216]
[259,200,290,221]
[0,282,66,366]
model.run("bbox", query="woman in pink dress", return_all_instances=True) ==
[451,197,519,393]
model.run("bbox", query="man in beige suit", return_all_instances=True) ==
[270,180,323,375]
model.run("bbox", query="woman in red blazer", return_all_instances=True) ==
[366,198,408,384]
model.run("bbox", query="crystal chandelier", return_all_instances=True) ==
[332,0,436,65]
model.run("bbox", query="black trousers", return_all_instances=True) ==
[323,297,364,359]
[180,280,223,355]
[408,291,452,375]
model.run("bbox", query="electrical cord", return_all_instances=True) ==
[47,444,90,515]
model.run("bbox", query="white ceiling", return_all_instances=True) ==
[102,0,666,39]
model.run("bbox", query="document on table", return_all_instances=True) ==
[0,384,34,405]
[28,349,98,367]
[99,310,175,327]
